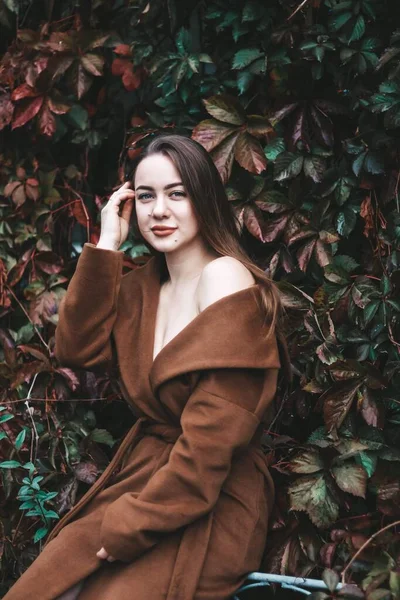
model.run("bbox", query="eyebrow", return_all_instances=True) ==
[135,182,184,191]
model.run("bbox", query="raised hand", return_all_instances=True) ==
[96,182,135,251]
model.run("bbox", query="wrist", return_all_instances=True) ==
[96,239,120,251]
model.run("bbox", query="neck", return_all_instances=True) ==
[163,240,219,288]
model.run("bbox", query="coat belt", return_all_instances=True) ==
[44,418,266,599]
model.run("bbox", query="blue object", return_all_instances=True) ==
[234,571,344,598]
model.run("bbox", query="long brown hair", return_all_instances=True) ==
[130,134,291,383]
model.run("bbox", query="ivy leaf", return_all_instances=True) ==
[234,132,267,174]
[349,15,366,43]
[288,474,339,528]
[323,380,362,432]
[274,152,304,181]
[33,527,48,543]
[264,137,285,160]
[336,207,357,237]
[203,94,245,125]
[12,96,44,129]
[304,156,326,182]
[243,204,264,241]
[191,120,238,152]
[290,449,324,474]
[232,48,263,69]
[211,131,240,183]
[331,463,367,497]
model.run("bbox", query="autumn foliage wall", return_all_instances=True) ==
[0,0,400,597]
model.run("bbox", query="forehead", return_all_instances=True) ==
[134,153,181,185]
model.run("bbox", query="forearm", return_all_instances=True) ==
[54,243,123,369]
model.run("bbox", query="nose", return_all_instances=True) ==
[151,194,170,218]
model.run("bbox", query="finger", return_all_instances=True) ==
[121,197,134,222]
[96,547,108,559]
[108,191,135,208]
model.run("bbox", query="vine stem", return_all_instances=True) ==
[5,284,49,351]
[287,0,311,20]
[25,373,40,464]
[341,519,400,584]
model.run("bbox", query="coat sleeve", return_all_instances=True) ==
[54,243,124,370]
[99,364,279,563]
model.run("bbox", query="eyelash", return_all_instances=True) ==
[137,191,186,201]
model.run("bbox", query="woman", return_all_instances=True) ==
[5,135,288,600]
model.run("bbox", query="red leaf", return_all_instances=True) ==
[111,57,130,77]
[323,381,362,432]
[25,183,40,201]
[234,132,267,174]
[74,63,92,99]
[297,237,317,272]
[192,119,238,152]
[263,214,290,242]
[114,44,132,57]
[34,251,63,274]
[244,204,264,242]
[11,84,39,102]
[211,131,240,184]
[0,93,14,130]
[18,344,50,363]
[38,102,56,137]
[122,67,142,91]
[12,96,44,129]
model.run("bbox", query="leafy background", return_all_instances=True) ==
[0,0,399,597]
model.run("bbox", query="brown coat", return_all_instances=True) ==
[5,243,280,600]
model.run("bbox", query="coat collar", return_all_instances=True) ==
[136,254,281,395]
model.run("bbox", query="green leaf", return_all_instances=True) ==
[14,428,27,450]
[273,152,304,181]
[203,95,245,125]
[322,569,339,593]
[349,15,365,43]
[336,207,357,237]
[33,526,48,543]
[0,413,14,424]
[232,48,263,69]
[0,460,22,468]
[329,11,352,32]
[264,138,285,160]
[288,474,339,528]
[356,451,377,477]
[90,428,115,447]
[175,28,191,55]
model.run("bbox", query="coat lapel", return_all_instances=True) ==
[142,257,281,395]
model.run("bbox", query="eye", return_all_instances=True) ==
[137,193,153,201]
[170,191,186,198]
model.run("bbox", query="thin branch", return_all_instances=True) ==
[287,0,311,20]
[5,284,49,351]
[341,519,400,584]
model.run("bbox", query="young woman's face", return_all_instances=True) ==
[134,153,201,254]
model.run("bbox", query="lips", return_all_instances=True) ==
[151,226,177,237]
[151,226,177,231]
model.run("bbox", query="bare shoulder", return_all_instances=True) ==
[197,256,256,312]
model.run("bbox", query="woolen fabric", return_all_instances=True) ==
[4,243,280,600]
